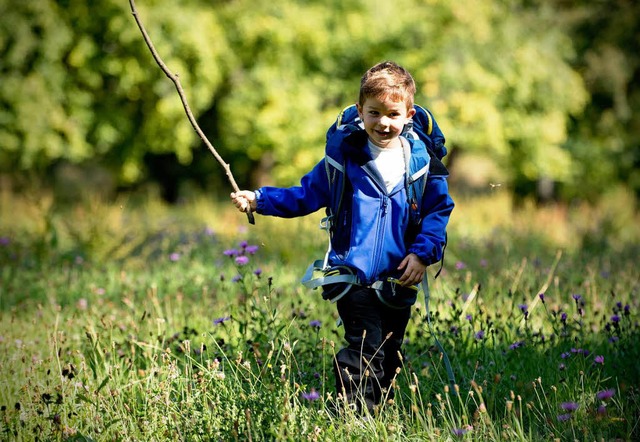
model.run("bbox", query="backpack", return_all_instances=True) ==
[303,103,449,297]
[323,103,449,244]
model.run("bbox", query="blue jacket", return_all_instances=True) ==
[255,128,454,285]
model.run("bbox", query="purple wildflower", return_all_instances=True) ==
[572,294,582,302]
[557,413,572,422]
[539,293,545,303]
[169,252,181,262]
[232,275,242,283]
[455,261,466,270]
[561,352,570,359]
[596,389,615,401]
[302,389,320,401]
[509,341,524,350]
[213,316,230,325]
[560,402,579,412]
[465,314,473,322]
[611,314,620,323]
[560,312,568,323]
[451,427,468,436]
[594,355,604,365]
[253,268,262,277]
[474,330,485,340]
[246,245,259,254]
[309,320,322,329]
[597,405,607,415]
[239,240,248,249]
[223,249,238,257]
[558,363,566,371]
[0,237,10,246]
[479,259,488,267]
[235,256,249,266]
[204,227,215,236]
[624,304,630,315]
[518,304,528,313]
[569,348,589,357]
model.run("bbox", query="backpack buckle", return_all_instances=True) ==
[371,278,419,309]
[301,261,359,303]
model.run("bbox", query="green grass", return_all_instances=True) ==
[0,189,638,441]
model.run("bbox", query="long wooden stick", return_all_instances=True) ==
[129,0,254,224]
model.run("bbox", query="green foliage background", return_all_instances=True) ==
[0,0,638,201]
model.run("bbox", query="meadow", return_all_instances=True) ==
[0,187,638,441]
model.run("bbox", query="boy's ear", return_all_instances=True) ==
[356,103,363,118]
[407,107,416,120]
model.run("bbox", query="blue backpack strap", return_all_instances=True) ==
[325,105,362,233]
[402,137,424,226]
[324,140,346,235]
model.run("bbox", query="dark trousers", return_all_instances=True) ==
[334,285,412,412]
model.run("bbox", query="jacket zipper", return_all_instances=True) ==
[371,195,389,279]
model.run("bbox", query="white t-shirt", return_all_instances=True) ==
[368,139,405,192]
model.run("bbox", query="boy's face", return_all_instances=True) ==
[356,96,415,148]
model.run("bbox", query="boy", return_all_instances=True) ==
[231,61,454,413]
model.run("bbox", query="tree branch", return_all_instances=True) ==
[129,0,254,224]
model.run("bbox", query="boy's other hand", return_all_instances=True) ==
[230,191,257,213]
[397,253,426,286]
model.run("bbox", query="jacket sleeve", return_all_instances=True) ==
[255,160,330,218]
[407,175,454,265]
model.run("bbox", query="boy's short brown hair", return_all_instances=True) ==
[359,61,416,109]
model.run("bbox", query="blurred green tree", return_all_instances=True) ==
[0,0,232,188]
[0,0,635,203]
[549,0,640,201]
